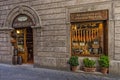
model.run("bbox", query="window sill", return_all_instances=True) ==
[71,54,103,57]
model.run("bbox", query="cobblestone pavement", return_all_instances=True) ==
[0,64,119,80]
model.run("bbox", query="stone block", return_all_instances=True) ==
[33,1,68,10]
[1,55,12,64]
[108,21,115,59]
[115,27,120,33]
[109,60,120,75]
[40,13,66,20]
[114,54,120,60]
[0,1,3,6]
[115,41,120,47]
[37,52,70,58]
[0,51,10,55]
[36,29,41,33]
[34,56,40,64]
[39,30,53,36]
[36,32,41,37]
[115,47,120,54]
[37,36,67,41]
[53,53,69,58]
[76,0,110,5]
[0,38,3,41]
[114,1,120,7]
[114,7,120,14]
[56,58,69,68]
[114,13,120,20]
[38,8,66,15]
[0,33,6,38]
[8,5,14,10]
[12,0,21,4]
[42,19,66,26]
[1,14,7,20]
[41,0,65,4]
[38,41,66,47]
[115,34,120,40]
[44,25,67,30]
[54,30,67,36]
[36,57,56,67]
[115,20,120,27]
[54,47,67,53]
[37,47,54,52]
[6,0,13,5]
[40,30,67,36]
[37,52,54,57]
[31,0,41,6]
[3,6,9,10]
[0,47,8,51]
[37,46,67,53]
[32,0,64,6]
[3,38,7,42]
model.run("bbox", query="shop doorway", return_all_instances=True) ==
[5,5,41,66]
[12,27,33,64]
[11,14,34,64]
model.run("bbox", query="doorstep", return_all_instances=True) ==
[13,64,34,68]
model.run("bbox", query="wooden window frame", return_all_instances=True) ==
[70,21,108,57]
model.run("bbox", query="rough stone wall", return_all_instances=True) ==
[0,0,32,64]
[0,30,11,64]
[114,1,120,61]
[0,0,31,27]
[31,0,70,69]
[31,0,112,70]
[0,0,120,75]
[109,0,120,75]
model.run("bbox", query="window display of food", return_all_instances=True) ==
[71,21,104,56]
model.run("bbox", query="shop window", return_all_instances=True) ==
[71,21,107,56]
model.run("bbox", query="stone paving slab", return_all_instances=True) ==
[0,64,119,80]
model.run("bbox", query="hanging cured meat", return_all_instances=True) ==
[80,29,83,41]
[71,21,104,56]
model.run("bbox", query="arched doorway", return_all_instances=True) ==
[11,14,34,64]
[4,5,41,65]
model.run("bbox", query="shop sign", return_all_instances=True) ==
[70,10,108,22]
[18,16,28,22]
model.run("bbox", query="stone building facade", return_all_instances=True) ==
[0,0,120,75]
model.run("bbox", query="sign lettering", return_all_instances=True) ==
[70,10,108,22]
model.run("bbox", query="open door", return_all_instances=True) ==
[13,27,33,64]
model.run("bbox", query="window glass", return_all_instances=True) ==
[71,21,104,56]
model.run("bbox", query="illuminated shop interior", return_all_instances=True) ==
[13,27,33,63]
[71,21,107,56]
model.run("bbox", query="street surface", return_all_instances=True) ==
[0,64,119,80]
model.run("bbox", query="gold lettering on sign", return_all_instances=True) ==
[70,10,108,22]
